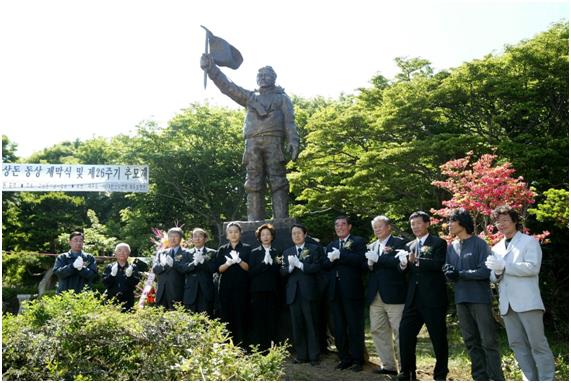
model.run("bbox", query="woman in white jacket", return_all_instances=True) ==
[485,205,555,381]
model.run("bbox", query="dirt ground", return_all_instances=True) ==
[283,349,437,381]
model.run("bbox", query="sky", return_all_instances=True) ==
[0,0,568,159]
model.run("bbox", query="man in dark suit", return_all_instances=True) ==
[152,227,186,310]
[397,211,449,381]
[323,216,367,372]
[175,228,217,315]
[281,223,322,365]
[365,215,408,376]
[102,242,141,311]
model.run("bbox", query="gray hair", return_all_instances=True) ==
[114,242,131,253]
[371,215,392,227]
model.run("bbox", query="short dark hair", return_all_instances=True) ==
[335,215,352,225]
[409,211,430,223]
[492,205,520,226]
[167,227,184,238]
[449,208,474,235]
[291,223,307,234]
[256,223,276,242]
[69,231,84,240]
[226,221,242,233]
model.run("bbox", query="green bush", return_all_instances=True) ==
[2,291,288,380]
[2,251,53,289]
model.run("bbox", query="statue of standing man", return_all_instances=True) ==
[200,46,300,221]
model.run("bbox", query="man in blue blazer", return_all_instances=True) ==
[323,216,367,372]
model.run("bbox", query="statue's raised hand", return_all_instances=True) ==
[200,54,213,70]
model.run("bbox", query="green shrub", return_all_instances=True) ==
[2,251,53,289]
[2,291,288,380]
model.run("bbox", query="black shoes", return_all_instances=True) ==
[350,363,363,372]
[335,361,352,370]
[397,371,417,381]
[310,360,320,366]
[293,358,307,364]
[375,368,398,375]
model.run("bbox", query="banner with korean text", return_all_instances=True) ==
[1,164,149,192]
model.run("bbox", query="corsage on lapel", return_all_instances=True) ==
[343,239,353,250]
[300,248,311,260]
[421,245,432,255]
[383,246,393,254]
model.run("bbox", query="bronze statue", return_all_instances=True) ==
[200,52,300,221]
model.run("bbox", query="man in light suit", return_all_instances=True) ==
[365,215,407,376]
[485,205,555,381]
[152,227,185,310]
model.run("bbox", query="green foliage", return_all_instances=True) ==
[2,291,288,381]
[2,135,18,162]
[2,192,86,252]
[2,251,53,289]
[56,209,118,255]
[529,188,569,228]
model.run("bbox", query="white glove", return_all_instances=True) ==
[73,256,84,270]
[294,256,303,269]
[125,264,133,277]
[166,255,174,267]
[193,252,205,265]
[225,256,234,267]
[230,250,240,262]
[159,253,167,266]
[327,248,340,262]
[485,255,505,274]
[110,262,118,276]
[287,255,296,273]
[395,249,409,266]
[365,250,379,263]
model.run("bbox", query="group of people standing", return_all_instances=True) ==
[52,205,555,381]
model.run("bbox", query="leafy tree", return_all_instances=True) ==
[528,188,569,228]
[56,209,118,256]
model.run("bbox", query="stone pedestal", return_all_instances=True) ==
[219,218,298,252]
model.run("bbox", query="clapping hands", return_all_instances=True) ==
[327,248,340,262]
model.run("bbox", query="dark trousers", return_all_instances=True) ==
[332,284,365,364]
[185,291,213,317]
[399,297,449,380]
[457,303,504,381]
[317,276,334,352]
[157,293,180,310]
[220,288,249,346]
[250,291,277,351]
[289,294,320,362]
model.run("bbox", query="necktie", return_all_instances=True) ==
[170,249,175,258]
[297,247,303,255]
[416,240,421,257]
[340,240,345,249]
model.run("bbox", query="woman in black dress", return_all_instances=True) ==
[249,223,281,351]
[215,222,251,346]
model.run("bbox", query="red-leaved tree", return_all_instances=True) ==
[431,151,549,244]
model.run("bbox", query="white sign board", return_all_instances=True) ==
[1,164,149,192]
